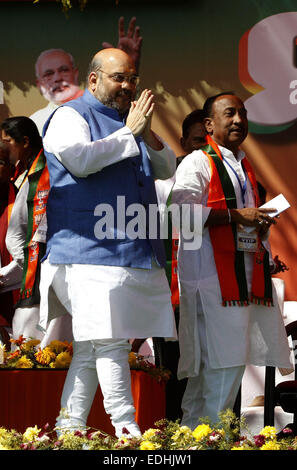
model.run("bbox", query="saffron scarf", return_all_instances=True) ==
[202,135,273,306]
[19,150,49,303]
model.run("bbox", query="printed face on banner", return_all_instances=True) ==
[36,50,80,104]
[239,11,297,131]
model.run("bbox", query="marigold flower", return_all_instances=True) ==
[23,425,41,442]
[10,335,26,347]
[6,350,21,361]
[50,351,72,369]
[35,347,56,365]
[260,440,281,450]
[14,356,34,369]
[192,424,212,442]
[259,426,277,440]
[21,339,40,352]
[142,428,159,440]
[47,340,68,354]
[140,440,157,450]
[171,426,193,442]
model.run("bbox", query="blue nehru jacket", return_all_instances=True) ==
[43,89,166,269]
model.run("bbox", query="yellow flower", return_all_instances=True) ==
[14,356,34,369]
[23,425,41,442]
[21,339,40,352]
[192,424,212,442]
[171,426,193,442]
[259,426,277,440]
[140,440,157,450]
[142,428,159,440]
[260,440,281,451]
[50,351,72,369]
[47,340,68,354]
[35,347,56,365]
[231,446,245,450]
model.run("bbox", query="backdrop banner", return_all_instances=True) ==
[1,0,297,300]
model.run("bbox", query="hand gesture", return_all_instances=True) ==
[102,16,143,72]
[126,89,154,137]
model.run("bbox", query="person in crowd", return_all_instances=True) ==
[39,47,176,438]
[1,117,72,344]
[0,141,21,346]
[172,92,292,428]
[30,16,143,135]
[177,109,207,167]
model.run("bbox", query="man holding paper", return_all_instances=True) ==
[172,92,292,428]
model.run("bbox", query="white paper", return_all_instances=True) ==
[259,193,290,216]
[243,194,290,233]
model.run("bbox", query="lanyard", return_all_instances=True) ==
[223,157,247,206]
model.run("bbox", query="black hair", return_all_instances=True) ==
[182,109,205,139]
[1,117,42,150]
[203,91,235,118]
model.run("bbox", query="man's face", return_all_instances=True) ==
[205,95,248,152]
[181,122,206,155]
[91,57,137,114]
[1,130,27,165]
[36,51,79,104]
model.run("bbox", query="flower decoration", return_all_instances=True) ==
[0,410,297,450]
[0,337,170,381]
[0,336,72,370]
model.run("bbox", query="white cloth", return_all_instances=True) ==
[172,146,292,379]
[40,105,177,341]
[56,339,141,438]
[30,102,58,136]
[5,178,73,343]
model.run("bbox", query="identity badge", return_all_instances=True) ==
[237,230,258,252]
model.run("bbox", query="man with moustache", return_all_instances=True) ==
[172,92,292,427]
[39,48,176,437]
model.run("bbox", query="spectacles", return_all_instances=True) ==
[98,69,139,86]
[0,159,9,166]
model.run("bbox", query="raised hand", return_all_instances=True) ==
[102,16,143,72]
[126,89,154,137]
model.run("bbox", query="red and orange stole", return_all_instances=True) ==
[202,135,272,307]
[19,150,49,302]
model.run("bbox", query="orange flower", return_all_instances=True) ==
[6,350,21,361]
[10,335,26,347]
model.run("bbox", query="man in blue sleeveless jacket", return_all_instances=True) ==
[39,48,176,437]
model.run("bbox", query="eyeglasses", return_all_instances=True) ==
[98,69,139,86]
[0,159,9,166]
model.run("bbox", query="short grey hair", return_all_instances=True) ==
[35,48,76,78]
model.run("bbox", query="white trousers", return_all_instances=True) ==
[181,305,245,429]
[56,339,141,438]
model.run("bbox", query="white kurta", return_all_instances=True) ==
[40,106,177,342]
[172,146,292,379]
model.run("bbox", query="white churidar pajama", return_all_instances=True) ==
[172,145,292,427]
[41,106,177,437]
